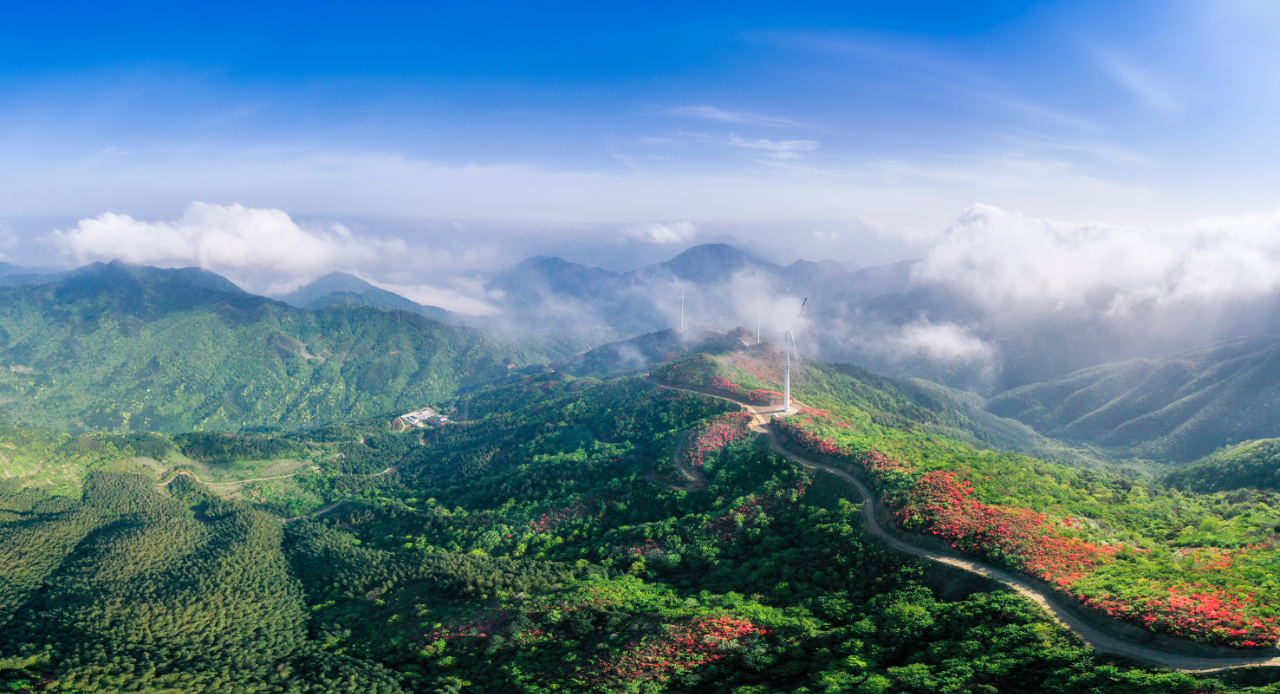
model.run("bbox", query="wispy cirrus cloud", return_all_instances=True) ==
[1096,51,1179,113]
[668,105,796,127]
[724,134,820,159]
[676,131,820,159]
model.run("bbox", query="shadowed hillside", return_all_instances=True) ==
[987,335,1280,462]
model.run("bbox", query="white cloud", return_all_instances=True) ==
[364,279,500,316]
[52,202,404,277]
[623,221,696,244]
[885,320,994,362]
[668,106,795,127]
[914,204,1280,311]
[725,134,820,159]
[674,132,821,159]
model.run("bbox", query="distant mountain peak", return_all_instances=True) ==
[277,271,378,307]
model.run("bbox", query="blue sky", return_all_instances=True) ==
[3,0,1280,302]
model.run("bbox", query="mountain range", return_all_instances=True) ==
[987,334,1280,462]
[5,244,1280,462]
[0,261,566,432]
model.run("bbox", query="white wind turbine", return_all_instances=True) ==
[783,298,806,413]
[679,289,685,333]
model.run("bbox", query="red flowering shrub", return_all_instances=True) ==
[594,616,767,686]
[530,501,589,534]
[1078,585,1280,646]
[421,609,516,645]
[700,484,807,544]
[655,353,784,402]
[682,413,753,468]
[702,497,771,544]
[892,471,1118,585]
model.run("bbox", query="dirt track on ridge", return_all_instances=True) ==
[645,376,1280,673]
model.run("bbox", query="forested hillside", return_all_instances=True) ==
[3,354,1280,692]
[1165,439,1280,493]
[0,261,565,433]
[986,335,1280,462]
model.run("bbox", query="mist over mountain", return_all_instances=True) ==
[480,243,840,342]
[470,224,1280,405]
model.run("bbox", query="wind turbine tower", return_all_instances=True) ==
[783,332,790,413]
[679,289,685,333]
[756,299,761,344]
[783,298,807,414]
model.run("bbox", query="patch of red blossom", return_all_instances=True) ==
[529,501,589,534]
[682,413,753,467]
[627,538,664,558]
[892,471,1118,586]
[701,485,808,544]
[703,497,772,543]
[709,374,749,399]
[1080,585,1280,647]
[593,616,767,686]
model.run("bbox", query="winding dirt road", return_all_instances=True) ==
[646,376,1280,672]
[166,470,305,486]
[650,432,709,493]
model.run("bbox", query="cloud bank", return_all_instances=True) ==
[46,202,503,315]
[914,204,1280,312]
[53,202,401,277]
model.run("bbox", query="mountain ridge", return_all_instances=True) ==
[0,261,563,433]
